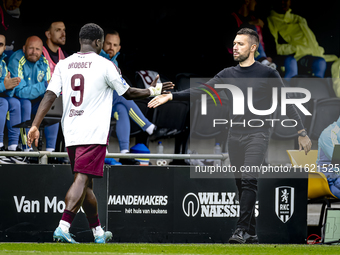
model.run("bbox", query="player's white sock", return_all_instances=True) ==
[92,225,104,237]
[58,220,70,233]
[46,148,55,152]
[120,150,129,154]
[146,124,156,135]
[8,144,17,151]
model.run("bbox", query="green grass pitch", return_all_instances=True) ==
[1,243,340,255]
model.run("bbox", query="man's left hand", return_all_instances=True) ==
[298,135,312,155]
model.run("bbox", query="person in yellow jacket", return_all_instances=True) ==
[267,0,340,97]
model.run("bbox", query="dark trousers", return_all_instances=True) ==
[228,131,270,235]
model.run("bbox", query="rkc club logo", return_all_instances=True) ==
[275,186,295,223]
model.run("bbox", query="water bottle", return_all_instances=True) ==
[214,143,222,167]
[156,141,167,166]
[157,141,164,154]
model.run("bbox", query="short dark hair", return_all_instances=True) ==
[105,29,120,43]
[0,34,6,44]
[46,20,64,32]
[79,23,104,44]
[236,28,259,50]
[105,29,119,37]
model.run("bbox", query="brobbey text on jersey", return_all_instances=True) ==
[68,62,92,69]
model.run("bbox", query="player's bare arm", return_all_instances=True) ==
[27,90,57,147]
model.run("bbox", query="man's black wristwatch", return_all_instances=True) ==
[298,130,307,137]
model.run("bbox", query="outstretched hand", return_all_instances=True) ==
[148,94,173,108]
[150,75,174,94]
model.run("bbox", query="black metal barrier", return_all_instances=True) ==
[0,165,307,243]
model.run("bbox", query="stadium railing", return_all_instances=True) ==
[0,151,229,164]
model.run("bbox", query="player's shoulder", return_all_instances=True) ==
[96,53,114,65]
[58,52,77,63]
[97,54,121,74]
[57,52,95,65]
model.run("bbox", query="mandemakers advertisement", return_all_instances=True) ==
[182,192,259,218]
[108,194,168,215]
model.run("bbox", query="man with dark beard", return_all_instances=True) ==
[149,28,312,243]
[43,21,68,76]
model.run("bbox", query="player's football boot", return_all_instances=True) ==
[94,230,113,243]
[53,227,79,244]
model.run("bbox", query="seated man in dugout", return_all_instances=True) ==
[7,36,59,154]
[316,115,340,198]
[267,0,340,85]
[100,30,157,164]
[43,20,68,76]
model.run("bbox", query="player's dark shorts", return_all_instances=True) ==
[67,144,106,178]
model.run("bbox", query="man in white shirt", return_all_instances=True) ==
[27,23,173,244]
